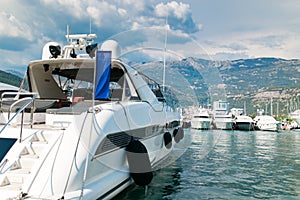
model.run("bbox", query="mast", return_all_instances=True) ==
[89,17,92,34]
[270,97,273,116]
[162,13,168,93]
[67,25,70,43]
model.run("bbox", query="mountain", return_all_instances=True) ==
[133,57,300,114]
[0,69,23,88]
[0,65,27,77]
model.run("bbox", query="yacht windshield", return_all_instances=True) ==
[27,60,140,105]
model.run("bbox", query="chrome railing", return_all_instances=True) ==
[0,92,37,142]
[0,159,8,171]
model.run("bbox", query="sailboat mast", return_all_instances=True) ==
[270,97,273,116]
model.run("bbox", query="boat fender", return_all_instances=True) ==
[126,140,153,186]
[173,127,184,143]
[163,132,172,149]
[173,128,179,143]
[178,127,184,140]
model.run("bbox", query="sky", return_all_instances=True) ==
[0,0,300,69]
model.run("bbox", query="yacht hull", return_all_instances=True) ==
[235,122,254,131]
[0,105,180,200]
[214,118,234,130]
[191,120,211,130]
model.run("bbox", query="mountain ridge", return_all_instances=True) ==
[133,57,300,114]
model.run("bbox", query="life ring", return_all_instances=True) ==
[163,132,172,149]
[126,140,153,186]
[173,127,184,143]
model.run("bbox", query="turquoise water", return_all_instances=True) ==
[114,129,300,199]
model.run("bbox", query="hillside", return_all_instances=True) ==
[0,70,23,87]
[132,57,300,114]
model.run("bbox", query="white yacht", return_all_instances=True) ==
[253,115,281,131]
[290,109,300,127]
[234,115,254,131]
[0,33,183,199]
[190,108,211,130]
[212,101,234,130]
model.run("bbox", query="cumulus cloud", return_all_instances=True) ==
[0,11,33,41]
[115,0,150,12]
[1,0,299,67]
[200,30,300,60]
[155,1,190,21]
[38,0,201,36]
[154,1,201,33]
[0,0,203,67]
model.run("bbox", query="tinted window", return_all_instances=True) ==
[0,138,17,162]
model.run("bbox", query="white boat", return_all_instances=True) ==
[212,101,234,130]
[0,32,183,199]
[213,114,234,130]
[191,109,211,130]
[290,109,300,127]
[0,82,19,93]
[234,115,254,131]
[253,115,281,131]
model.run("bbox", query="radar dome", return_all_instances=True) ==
[42,42,61,60]
[100,40,121,59]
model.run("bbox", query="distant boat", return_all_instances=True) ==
[233,115,255,131]
[290,109,300,127]
[0,82,19,95]
[253,115,281,131]
[191,108,212,130]
[212,100,234,130]
[213,114,234,130]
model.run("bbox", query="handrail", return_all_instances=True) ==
[0,159,8,171]
[1,91,37,100]
[8,97,33,119]
[0,92,37,108]
[0,93,38,142]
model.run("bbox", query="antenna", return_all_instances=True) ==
[162,13,168,93]
[89,17,92,34]
[67,24,70,43]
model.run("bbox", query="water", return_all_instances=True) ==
[114,129,300,199]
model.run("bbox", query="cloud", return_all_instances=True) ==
[0,0,202,67]
[2,0,299,68]
[0,11,34,41]
[200,30,300,60]
[154,1,201,34]
[37,0,201,36]
[115,0,150,12]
